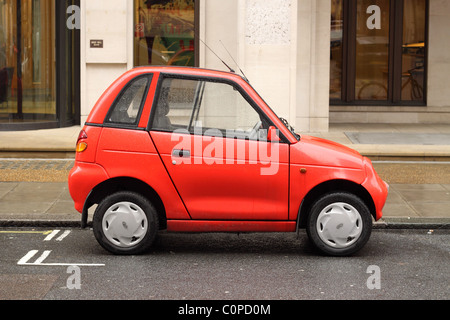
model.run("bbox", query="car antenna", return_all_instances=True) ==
[219,40,250,83]
[194,33,236,73]
[196,36,235,73]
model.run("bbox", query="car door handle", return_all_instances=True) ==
[172,149,191,158]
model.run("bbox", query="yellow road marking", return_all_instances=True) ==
[0,230,53,235]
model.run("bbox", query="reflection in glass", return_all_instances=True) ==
[330,0,343,100]
[134,0,195,67]
[402,0,426,101]
[0,0,56,124]
[355,0,390,101]
[62,0,79,126]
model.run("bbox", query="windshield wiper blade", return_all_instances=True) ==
[279,117,300,141]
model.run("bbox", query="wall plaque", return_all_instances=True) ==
[90,40,104,48]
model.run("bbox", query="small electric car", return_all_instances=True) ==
[69,66,388,256]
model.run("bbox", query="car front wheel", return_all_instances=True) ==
[93,191,159,255]
[306,192,372,256]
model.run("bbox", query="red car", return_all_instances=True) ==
[69,66,388,256]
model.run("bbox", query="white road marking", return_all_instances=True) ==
[34,250,52,264]
[44,230,60,241]
[56,230,71,242]
[17,250,39,265]
[43,230,71,242]
[17,250,105,267]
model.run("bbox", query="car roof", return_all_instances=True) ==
[85,66,248,125]
[85,65,299,144]
[132,65,247,82]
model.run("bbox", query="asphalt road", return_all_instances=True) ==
[1,228,448,302]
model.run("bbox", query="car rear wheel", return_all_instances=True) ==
[93,191,159,255]
[306,192,372,256]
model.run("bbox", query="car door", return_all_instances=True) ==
[149,75,289,221]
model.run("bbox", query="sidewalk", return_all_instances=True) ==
[0,181,448,228]
[0,124,449,228]
[1,123,450,160]
[315,123,450,161]
[0,126,80,159]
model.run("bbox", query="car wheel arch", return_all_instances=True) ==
[83,177,167,230]
[296,179,376,230]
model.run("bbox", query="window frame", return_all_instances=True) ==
[103,74,152,129]
[148,73,289,143]
[330,0,429,106]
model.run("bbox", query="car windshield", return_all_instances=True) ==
[279,117,301,141]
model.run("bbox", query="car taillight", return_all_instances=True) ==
[76,130,88,153]
[77,130,88,141]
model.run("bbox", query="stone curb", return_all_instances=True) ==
[1,218,449,230]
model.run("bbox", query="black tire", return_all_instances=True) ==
[306,192,372,256]
[93,191,159,255]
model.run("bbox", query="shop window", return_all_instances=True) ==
[134,0,198,67]
[0,0,80,130]
[330,0,428,105]
[0,0,57,124]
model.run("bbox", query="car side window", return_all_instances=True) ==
[151,77,266,140]
[152,78,197,131]
[105,75,150,126]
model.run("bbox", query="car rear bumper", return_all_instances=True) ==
[68,161,109,214]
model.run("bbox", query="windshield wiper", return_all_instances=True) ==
[279,117,300,141]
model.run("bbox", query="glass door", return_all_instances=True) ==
[330,0,428,105]
[0,0,80,130]
[355,0,390,101]
[0,0,57,126]
[330,0,343,100]
[401,0,426,101]
[56,0,80,127]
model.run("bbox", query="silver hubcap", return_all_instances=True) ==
[316,202,363,249]
[102,202,148,248]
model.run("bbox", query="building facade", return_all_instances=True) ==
[1,0,449,132]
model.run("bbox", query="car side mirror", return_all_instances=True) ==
[267,126,281,142]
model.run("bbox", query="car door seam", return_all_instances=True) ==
[148,131,193,220]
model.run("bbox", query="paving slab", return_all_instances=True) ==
[345,132,450,145]
[0,182,80,221]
